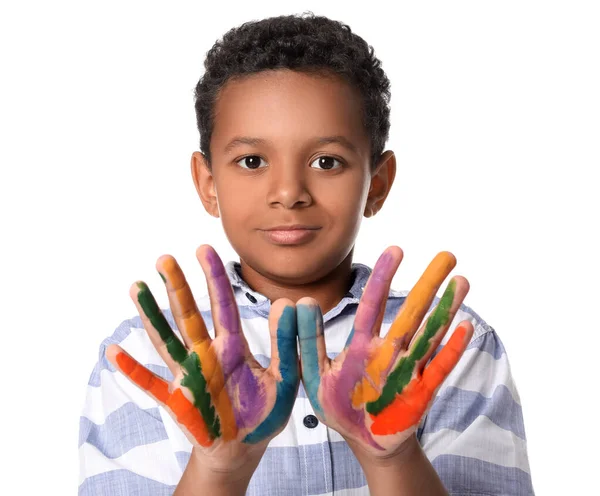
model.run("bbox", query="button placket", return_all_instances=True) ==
[293,400,329,495]
[303,414,319,428]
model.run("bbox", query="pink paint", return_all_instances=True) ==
[320,250,398,448]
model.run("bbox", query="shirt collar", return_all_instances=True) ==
[224,260,404,317]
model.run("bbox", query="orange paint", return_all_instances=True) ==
[160,255,212,346]
[369,325,468,435]
[167,389,213,447]
[193,340,237,441]
[355,252,456,405]
[116,352,170,404]
[116,351,213,446]
[161,255,238,441]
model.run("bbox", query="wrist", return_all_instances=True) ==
[348,433,421,474]
[347,434,448,496]
[175,447,262,496]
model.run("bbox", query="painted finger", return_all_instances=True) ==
[156,254,236,439]
[346,248,402,408]
[195,245,260,432]
[195,244,242,338]
[106,344,214,446]
[364,277,467,416]
[359,251,456,402]
[421,321,474,393]
[348,246,403,347]
[297,297,328,418]
[156,254,211,350]
[407,276,470,375]
[106,344,171,404]
[130,281,188,374]
[131,275,221,440]
[244,299,299,444]
[368,323,473,436]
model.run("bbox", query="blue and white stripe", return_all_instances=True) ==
[79,261,534,495]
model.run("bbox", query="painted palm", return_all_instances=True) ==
[106,245,299,456]
[297,247,474,455]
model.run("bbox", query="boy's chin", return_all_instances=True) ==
[243,251,346,286]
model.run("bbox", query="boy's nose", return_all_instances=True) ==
[266,166,313,209]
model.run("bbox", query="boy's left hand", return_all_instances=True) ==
[296,246,474,461]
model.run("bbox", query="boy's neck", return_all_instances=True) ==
[238,252,355,315]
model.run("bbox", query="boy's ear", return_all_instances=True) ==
[191,151,220,218]
[364,150,396,218]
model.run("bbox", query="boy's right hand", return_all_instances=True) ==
[106,245,299,476]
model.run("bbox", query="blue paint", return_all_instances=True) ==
[244,306,299,443]
[344,326,355,348]
[296,304,325,417]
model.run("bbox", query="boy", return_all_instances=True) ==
[78,13,533,495]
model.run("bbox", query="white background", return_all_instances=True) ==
[1,1,598,494]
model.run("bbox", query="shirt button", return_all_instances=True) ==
[303,414,319,429]
[245,292,257,303]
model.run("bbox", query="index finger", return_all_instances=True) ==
[347,246,403,350]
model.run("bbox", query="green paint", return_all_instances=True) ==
[136,282,187,364]
[181,352,221,438]
[136,281,220,438]
[158,271,166,283]
[366,280,456,415]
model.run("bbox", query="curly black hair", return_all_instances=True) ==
[194,12,391,171]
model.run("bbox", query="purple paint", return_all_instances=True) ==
[351,249,398,388]
[323,332,383,449]
[218,318,266,429]
[206,248,241,334]
[220,334,246,377]
[321,250,397,449]
[353,250,395,336]
[228,364,266,428]
[204,247,265,427]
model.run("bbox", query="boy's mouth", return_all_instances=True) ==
[259,225,321,245]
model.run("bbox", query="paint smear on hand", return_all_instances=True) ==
[297,304,325,418]
[244,306,299,443]
[369,324,469,435]
[358,252,456,404]
[136,282,221,438]
[366,279,455,415]
[115,351,213,447]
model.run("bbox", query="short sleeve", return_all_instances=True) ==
[78,316,185,495]
[418,306,535,496]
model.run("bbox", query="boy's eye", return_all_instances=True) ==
[310,156,342,170]
[235,155,342,170]
[236,155,267,169]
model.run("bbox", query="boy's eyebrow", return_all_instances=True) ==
[223,135,358,154]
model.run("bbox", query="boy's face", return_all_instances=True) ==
[192,69,395,286]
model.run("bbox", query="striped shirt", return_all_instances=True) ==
[79,261,534,495]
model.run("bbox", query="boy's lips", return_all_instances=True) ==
[259,225,321,245]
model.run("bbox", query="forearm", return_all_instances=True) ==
[351,434,448,496]
[174,448,257,496]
